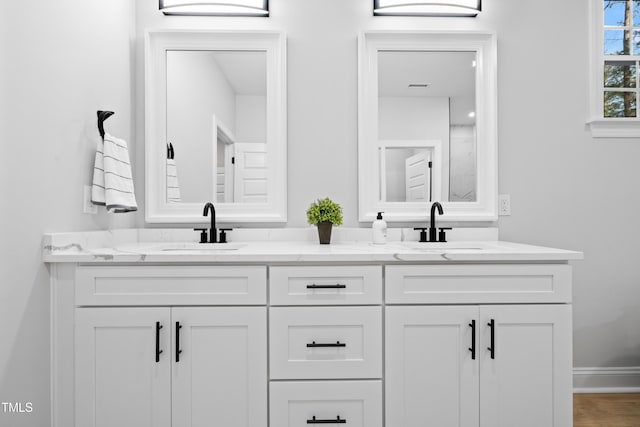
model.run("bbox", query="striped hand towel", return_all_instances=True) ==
[91,133,138,212]
[166,158,181,203]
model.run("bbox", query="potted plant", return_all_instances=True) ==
[306,197,343,244]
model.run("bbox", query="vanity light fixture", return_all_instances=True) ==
[373,0,481,17]
[159,0,269,16]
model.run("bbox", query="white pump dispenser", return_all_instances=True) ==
[372,211,387,244]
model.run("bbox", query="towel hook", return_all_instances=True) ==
[97,110,114,139]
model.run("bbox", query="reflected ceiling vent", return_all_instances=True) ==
[373,0,481,17]
[160,0,269,16]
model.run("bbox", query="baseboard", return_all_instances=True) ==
[574,367,640,393]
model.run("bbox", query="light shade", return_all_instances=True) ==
[373,0,481,17]
[160,0,269,16]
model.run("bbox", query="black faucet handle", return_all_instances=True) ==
[438,227,452,243]
[413,227,429,243]
[193,228,208,244]
[218,229,232,244]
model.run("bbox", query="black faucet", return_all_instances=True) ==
[414,201,451,242]
[429,201,444,242]
[203,202,217,243]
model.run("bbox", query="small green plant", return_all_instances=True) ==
[306,197,343,226]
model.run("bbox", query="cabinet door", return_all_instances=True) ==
[480,305,572,427]
[386,306,479,427]
[171,307,267,427]
[75,308,171,427]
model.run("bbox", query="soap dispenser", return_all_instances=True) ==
[372,212,387,244]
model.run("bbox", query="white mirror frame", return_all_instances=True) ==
[145,30,287,224]
[358,31,497,222]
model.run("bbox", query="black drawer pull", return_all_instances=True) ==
[307,415,346,424]
[487,319,495,359]
[306,284,347,289]
[468,319,476,360]
[306,341,346,348]
[155,322,163,363]
[175,321,183,362]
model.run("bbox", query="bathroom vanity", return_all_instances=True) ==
[44,230,581,427]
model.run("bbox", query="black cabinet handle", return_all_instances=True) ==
[468,319,476,360]
[306,341,346,348]
[306,284,347,289]
[176,321,183,362]
[487,319,495,359]
[155,322,163,363]
[307,415,346,424]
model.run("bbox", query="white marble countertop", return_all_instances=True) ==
[42,228,583,263]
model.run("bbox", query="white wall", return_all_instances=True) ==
[379,96,449,141]
[0,1,135,425]
[236,95,266,143]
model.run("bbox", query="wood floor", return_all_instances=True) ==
[574,393,640,427]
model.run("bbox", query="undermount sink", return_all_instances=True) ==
[156,242,246,252]
[392,242,486,251]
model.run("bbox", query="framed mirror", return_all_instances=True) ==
[145,30,287,223]
[358,31,497,222]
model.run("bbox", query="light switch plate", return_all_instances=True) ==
[83,185,98,214]
[499,194,511,216]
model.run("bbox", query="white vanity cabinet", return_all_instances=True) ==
[46,239,579,427]
[268,266,383,427]
[73,266,268,427]
[385,265,573,427]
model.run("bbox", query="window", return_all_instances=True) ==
[589,0,640,137]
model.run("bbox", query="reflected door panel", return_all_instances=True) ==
[380,144,441,203]
[234,143,268,203]
[405,150,431,202]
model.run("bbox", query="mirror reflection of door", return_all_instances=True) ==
[381,145,441,202]
[405,150,431,202]
[166,49,267,204]
[378,50,477,202]
[233,143,268,203]
[216,119,235,203]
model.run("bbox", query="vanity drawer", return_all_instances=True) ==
[386,264,572,304]
[75,265,266,306]
[269,306,382,379]
[269,266,382,305]
[270,381,382,427]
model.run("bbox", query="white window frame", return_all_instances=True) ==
[589,0,640,137]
